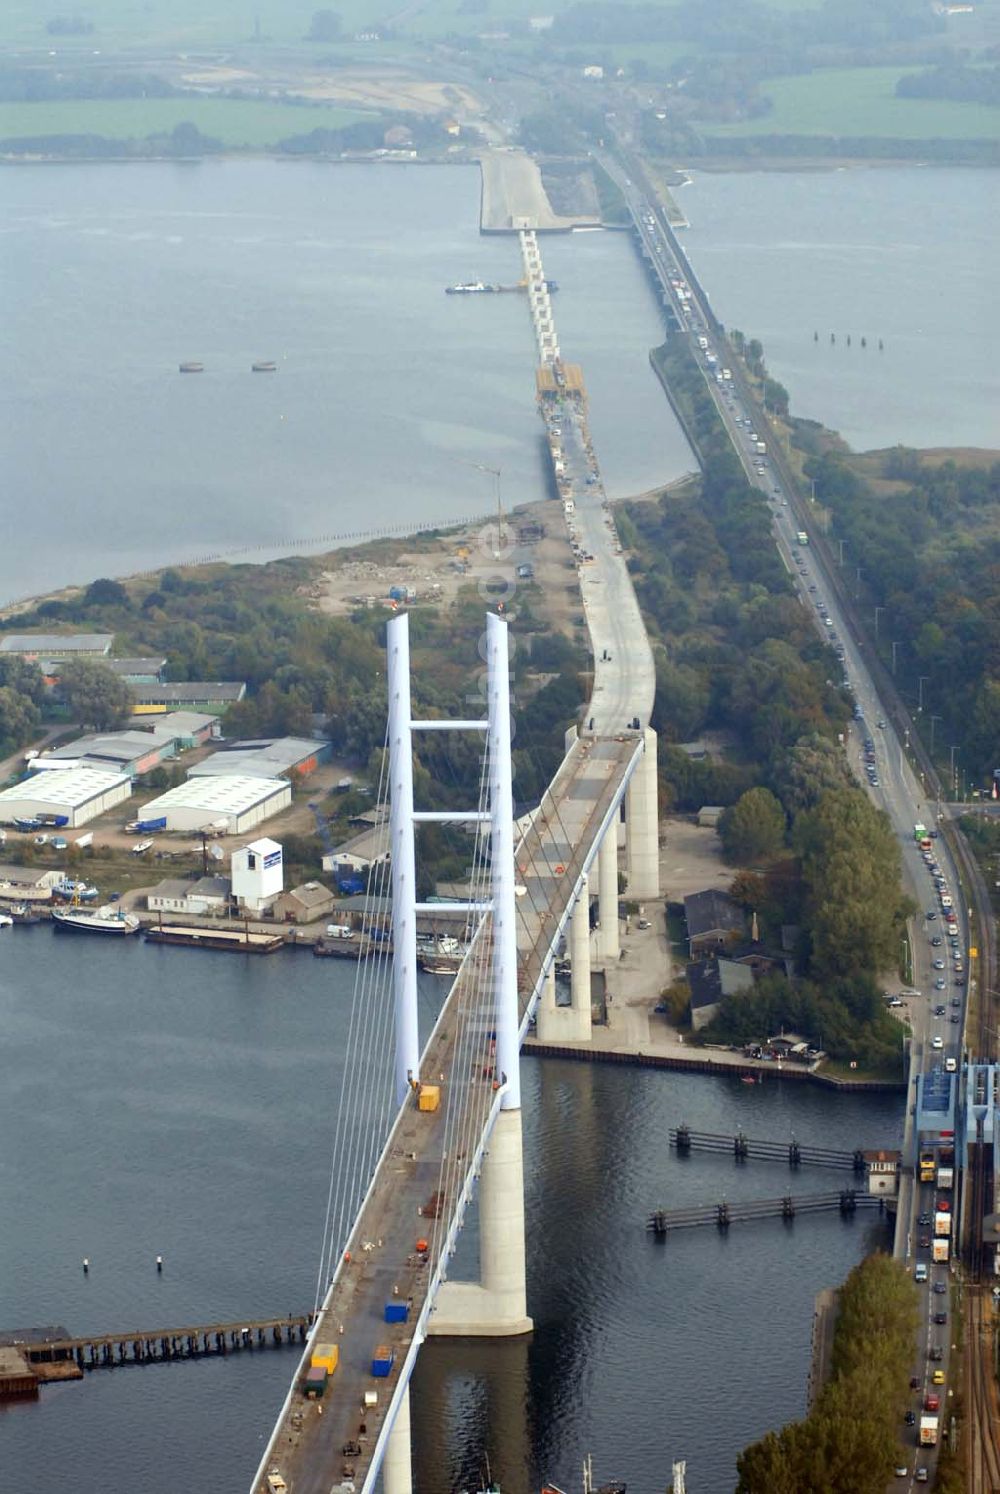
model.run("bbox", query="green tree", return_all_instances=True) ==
[83,577,129,608]
[0,656,46,705]
[778,733,853,816]
[58,658,133,730]
[719,786,786,863]
[794,788,911,982]
[0,685,41,750]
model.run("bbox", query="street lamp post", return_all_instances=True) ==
[930,715,941,754]
[918,676,930,713]
[875,606,885,640]
[950,746,959,799]
[892,640,901,674]
[838,539,846,565]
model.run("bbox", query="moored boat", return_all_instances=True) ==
[251,360,277,372]
[445,280,498,295]
[7,903,42,925]
[178,361,204,373]
[0,913,12,930]
[52,904,140,936]
[418,935,468,974]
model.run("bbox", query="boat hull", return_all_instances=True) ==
[52,910,140,936]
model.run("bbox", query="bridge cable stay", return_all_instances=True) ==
[427,740,500,1276]
[442,689,527,1258]
[313,721,397,1309]
[448,905,502,1257]
[329,798,398,1278]
[509,739,591,1002]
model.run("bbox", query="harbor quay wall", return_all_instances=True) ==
[523,1040,906,1093]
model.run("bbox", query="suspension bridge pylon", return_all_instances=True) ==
[387,610,532,1340]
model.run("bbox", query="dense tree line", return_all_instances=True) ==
[0,122,224,157]
[2,558,583,815]
[737,1253,919,1493]
[0,67,177,102]
[627,332,907,1066]
[898,62,1000,107]
[797,440,1000,783]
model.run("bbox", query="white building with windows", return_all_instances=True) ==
[231,838,284,913]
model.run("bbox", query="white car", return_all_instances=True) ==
[931,1036,944,1050]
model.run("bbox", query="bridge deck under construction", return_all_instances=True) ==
[265,733,641,1494]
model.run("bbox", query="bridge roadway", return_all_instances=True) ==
[259,733,641,1494]
[260,230,658,1494]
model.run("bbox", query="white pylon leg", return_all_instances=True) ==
[626,726,660,900]
[427,613,532,1338]
[383,1381,413,1494]
[487,612,520,1112]
[387,613,420,1106]
[596,832,620,963]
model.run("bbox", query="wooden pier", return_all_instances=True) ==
[647,1190,886,1237]
[670,1125,870,1173]
[7,1313,313,1383]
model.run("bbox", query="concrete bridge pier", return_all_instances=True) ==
[626,727,660,901]
[595,831,620,963]
[383,1382,412,1494]
[427,1103,533,1338]
[535,961,559,1042]
[568,875,593,1041]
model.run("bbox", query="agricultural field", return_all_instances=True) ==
[0,96,364,146]
[706,66,1000,141]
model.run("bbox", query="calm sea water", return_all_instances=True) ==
[0,160,690,606]
[680,166,1000,451]
[0,930,902,1493]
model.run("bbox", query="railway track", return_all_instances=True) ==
[965,1287,1000,1494]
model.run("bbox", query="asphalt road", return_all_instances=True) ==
[602,150,972,1484]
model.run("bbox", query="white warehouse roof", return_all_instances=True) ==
[0,766,132,827]
[139,775,290,831]
[0,766,129,810]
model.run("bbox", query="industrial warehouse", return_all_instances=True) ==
[136,775,291,835]
[0,767,132,828]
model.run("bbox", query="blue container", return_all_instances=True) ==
[384,1302,408,1324]
[371,1349,394,1378]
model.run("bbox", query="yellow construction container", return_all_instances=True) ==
[310,1344,340,1375]
[418,1084,440,1113]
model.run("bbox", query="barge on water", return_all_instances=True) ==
[145,924,285,954]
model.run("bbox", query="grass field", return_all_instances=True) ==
[0,97,365,146]
[707,66,1000,141]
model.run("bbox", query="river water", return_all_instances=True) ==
[679,166,1000,452]
[0,157,984,1490]
[0,160,691,607]
[0,929,902,1493]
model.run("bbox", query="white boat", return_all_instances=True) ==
[52,904,140,936]
[0,913,12,929]
[418,935,468,975]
